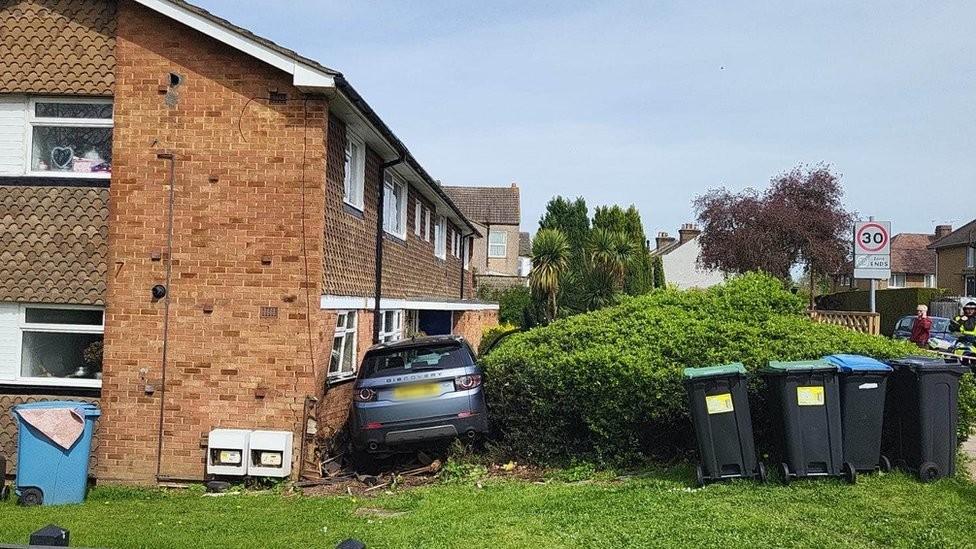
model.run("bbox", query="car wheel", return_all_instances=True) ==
[779,462,791,485]
[17,487,42,507]
[918,461,940,483]
[842,462,857,485]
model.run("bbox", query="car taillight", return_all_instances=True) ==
[454,374,482,391]
[355,387,377,402]
[364,422,383,430]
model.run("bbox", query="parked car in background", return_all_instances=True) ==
[892,315,954,345]
[350,336,489,458]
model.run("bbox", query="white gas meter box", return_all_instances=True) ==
[248,430,293,478]
[207,429,251,476]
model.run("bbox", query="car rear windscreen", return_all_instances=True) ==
[360,344,471,379]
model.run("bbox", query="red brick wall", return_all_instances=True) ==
[322,115,474,300]
[98,1,328,483]
[452,309,499,352]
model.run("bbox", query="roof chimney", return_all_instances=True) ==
[935,224,953,240]
[678,223,701,244]
[655,231,676,251]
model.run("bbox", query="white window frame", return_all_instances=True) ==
[424,208,432,242]
[414,202,422,236]
[488,229,507,258]
[888,273,906,288]
[328,310,358,381]
[451,230,461,258]
[11,303,104,388]
[924,274,936,288]
[968,246,976,269]
[343,130,365,211]
[25,96,113,179]
[434,215,447,259]
[378,310,404,343]
[463,237,471,270]
[383,172,407,239]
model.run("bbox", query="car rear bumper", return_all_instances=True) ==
[352,412,489,453]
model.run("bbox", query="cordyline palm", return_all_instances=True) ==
[530,228,571,322]
[589,228,633,291]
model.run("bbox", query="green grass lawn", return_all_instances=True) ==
[1,468,974,548]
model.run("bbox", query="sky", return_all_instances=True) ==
[195,0,976,238]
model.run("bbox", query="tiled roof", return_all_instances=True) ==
[0,0,116,95]
[518,232,531,256]
[0,185,109,305]
[929,218,976,250]
[890,233,936,275]
[441,185,520,226]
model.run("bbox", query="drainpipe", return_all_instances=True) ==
[155,152,176,481]
[373,155,405,344]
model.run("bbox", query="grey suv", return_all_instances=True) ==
[350,335,488,454]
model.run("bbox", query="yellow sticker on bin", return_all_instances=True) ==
[796,386,825,406]
[705,393,734,414]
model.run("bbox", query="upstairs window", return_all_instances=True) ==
[488,229,507,258]
[414,202,422,236]
[383,172,407,238]
[968,246,975,268]
[424,208,432,242]
[434,215,447,259]
[343,130,365,210]
[28,98,112,177]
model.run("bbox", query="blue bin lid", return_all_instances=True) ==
[12,401,101,418]
[823,354,892,373]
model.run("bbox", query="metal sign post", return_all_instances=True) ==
[853,218,891,314]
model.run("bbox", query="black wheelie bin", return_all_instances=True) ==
[883,356,969,482]
[762,360,856,484]
[824,354,893,473]
[683,363,766,486]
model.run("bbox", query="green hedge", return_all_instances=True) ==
[482,273,973,465]
[816,287,947,336]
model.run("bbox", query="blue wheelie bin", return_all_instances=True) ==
[824,354,893,473]
[12,401,101,506]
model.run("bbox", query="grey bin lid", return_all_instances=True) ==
[823,354,892,373]
[761,359,837,375]
[683,362,747,379]
[887,355,969,374]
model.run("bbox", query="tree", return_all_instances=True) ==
[593,205,655,295]
[529,228,571,323]
[693,164,855,304]
[584,227,633,309]
[651,254,666,288]
[538,196,591,313]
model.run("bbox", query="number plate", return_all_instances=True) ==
[393,383,440,400]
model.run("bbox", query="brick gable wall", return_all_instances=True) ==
[97,0,328,483]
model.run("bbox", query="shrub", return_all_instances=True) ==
[481,273,969,466]
[477,285,534,327]
[480,323,519,357]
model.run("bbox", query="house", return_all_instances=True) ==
[651,224,725,289]
[929,219,976,297]
[442,183,526,288]
[518,231,532,277]
[0,0,497,484]
[833,225,945,291]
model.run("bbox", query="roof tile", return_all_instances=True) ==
[442,185,520,226]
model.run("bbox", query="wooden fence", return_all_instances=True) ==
[808,310,880,335]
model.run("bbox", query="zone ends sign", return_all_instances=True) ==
[853,221,891,280]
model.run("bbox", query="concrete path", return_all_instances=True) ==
[963,435,976,479]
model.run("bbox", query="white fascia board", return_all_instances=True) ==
[134,0,335,90]
[320,295,498,312]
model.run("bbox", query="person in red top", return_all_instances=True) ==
[909,304,932,347]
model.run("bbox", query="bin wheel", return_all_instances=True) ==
[918,462,940,483]
[756,462,768,483]
[842,462,857,485]
[695,464,705,488]
[17,487,42,507]
[878,455,892,473]
[779,462,791,485]
[0,485,8,501]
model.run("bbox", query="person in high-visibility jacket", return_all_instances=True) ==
[951,301,976,337]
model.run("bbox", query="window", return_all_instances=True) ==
[452,230,462,258]
[488,229,507,258]
[924,274,936,288]
[329,311,358,379]
[424,209,432,242]
[27,98,112,177]
[379,310,403,343]
[968,246,976,268]
[383,172,407,238]
[434,215,447,259]
[414,202,422,236]
[888,274,906,288]
[18,305,104,385]
[343,130,365,210]
[463,237,471,270]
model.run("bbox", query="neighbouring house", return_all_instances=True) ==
[0,0,497,485]
[929,219,976,297]
[442,183,526,289]
[651,223,725,289]
[832,225,945,291]
[518,231,532,277]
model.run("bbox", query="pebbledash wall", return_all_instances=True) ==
[0,0,497,484]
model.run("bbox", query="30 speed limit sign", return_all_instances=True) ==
[853,221,891,279]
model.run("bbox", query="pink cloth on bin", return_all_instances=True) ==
[17,408,85,450]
